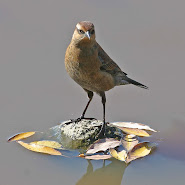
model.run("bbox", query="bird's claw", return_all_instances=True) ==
[96,122,107,139]
[65,117,97,125]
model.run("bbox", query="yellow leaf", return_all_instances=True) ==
[8,132,35,142]
[30,140,63,149]
[79,154,85,158]
[17,141,62,156]
[118,127,150,137]
[109,148,127,162]
[126,142,156,163]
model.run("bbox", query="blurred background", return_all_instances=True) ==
[1,0,185,185]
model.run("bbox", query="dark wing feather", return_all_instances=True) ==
[97,43,127,76]
[97,43,148,89]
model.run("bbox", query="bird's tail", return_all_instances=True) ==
[123,77,148,89]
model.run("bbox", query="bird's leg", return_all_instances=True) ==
[97,92,106,138]
[66,90,94,125]
[80,90,94,119]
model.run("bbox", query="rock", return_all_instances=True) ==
[60,119,102,140]
[50,119,122,151]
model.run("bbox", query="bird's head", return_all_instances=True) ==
[72,21,96,44]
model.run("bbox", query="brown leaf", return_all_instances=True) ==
[86,138,121,154]
[8,132,35,142]
[121,135,139,152]
[109,148,127,162]
[79,154,112,160]
[17,141,62,155]
[30,140,63,149]
[126,142,156,163]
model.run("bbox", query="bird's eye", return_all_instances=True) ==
[91,29,95,34]
[79,30,85,34]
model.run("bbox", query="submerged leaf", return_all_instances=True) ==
[122,135,139,152]
[79,154,112,160]
[30,140,63,149]
[126,142,156,163]
[86,138,121,154]
[17,141,62,155]
[109,148,127,162]
[8,132,35,142]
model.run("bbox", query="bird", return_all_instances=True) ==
[65,21,148,136]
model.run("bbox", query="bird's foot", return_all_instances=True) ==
[80,117,97,121]
[65,116,96,125]
[96,121,107,139]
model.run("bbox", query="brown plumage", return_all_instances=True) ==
[65,21,148,136]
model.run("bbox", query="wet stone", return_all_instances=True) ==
[50,119,122,151]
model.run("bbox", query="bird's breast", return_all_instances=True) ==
[65,44,99,75]
[65,44,115,92]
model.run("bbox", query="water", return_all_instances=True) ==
[1,0,185,184]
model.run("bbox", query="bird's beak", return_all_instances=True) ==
[85,31,91,40]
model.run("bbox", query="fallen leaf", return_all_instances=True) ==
[17,141,62,155]
[110,122,156,132]
[121,135,139,152]
[119,127,150,137]
[86,138,121,154]
[30,140,63,149]
[109,122,157,137]
[8,132,35,142]
[109,148,127,162]
[79,154,112,160]
[126,142,156,163]
[79,154,85,158]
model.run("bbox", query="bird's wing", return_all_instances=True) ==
[97,43,127,76]
[97,43,148,88]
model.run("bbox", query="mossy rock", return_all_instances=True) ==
[50,119,122,151]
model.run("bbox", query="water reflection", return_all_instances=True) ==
[76,159,126,185]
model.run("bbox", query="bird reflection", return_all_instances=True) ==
[76,159,126,185]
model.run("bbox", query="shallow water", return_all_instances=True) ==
[1,0,185,184]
